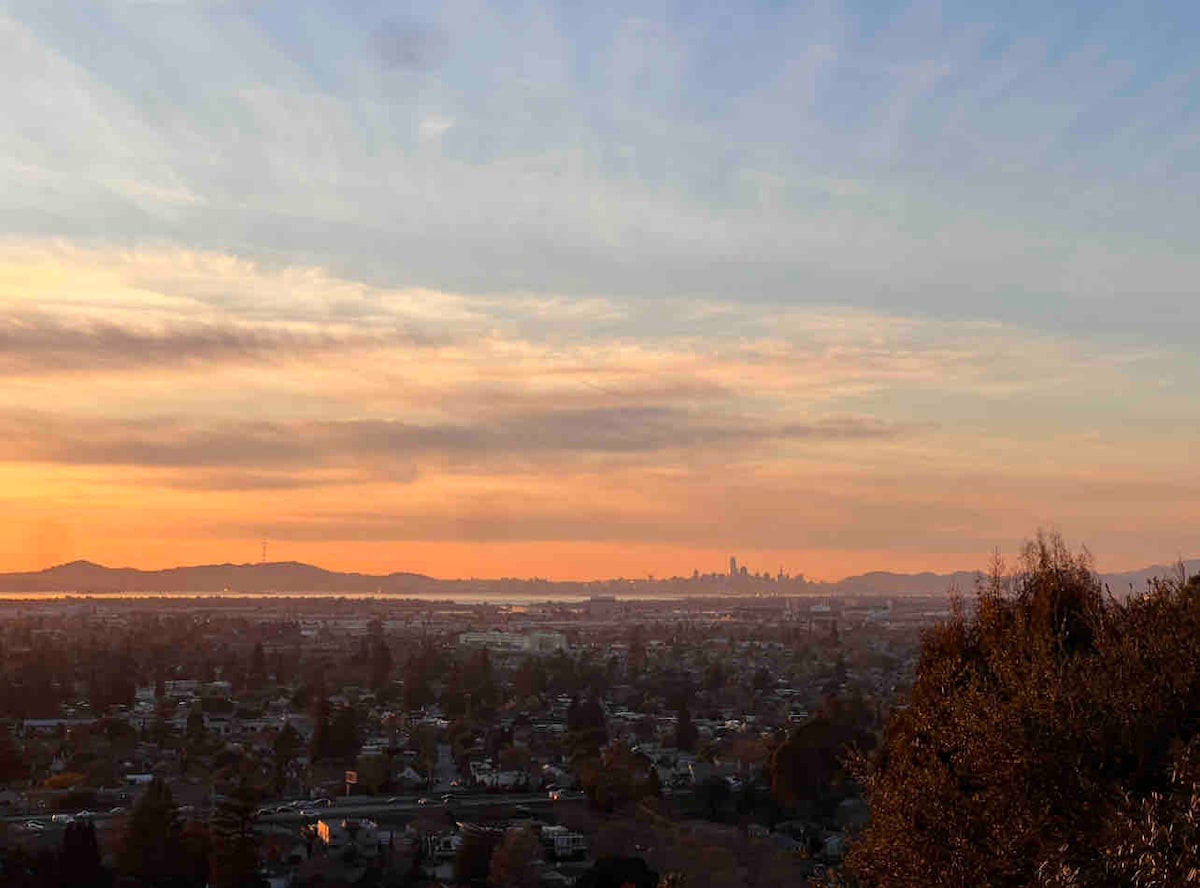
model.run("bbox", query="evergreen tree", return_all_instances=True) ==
[513,658,548,699]
[60,819,104,888]
[329,705,360,759]
[370,640,393,691]
[249,642,266,681]
[209,784,261,888]
[674,702,698,753]
[272,722,303,794]
[118,777,186,885]
[0,727,26,785]
[309,697,332,761]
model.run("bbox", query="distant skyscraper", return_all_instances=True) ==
[730,556,738,577]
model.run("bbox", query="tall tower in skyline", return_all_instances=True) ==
[730,555,738,577]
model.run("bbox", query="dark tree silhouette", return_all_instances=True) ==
[272,721,303,793]
[209,783,262,888]
[674,701,698,753]
[487,826,542,888]
[60,819,105,888]
[370,640,393,691]
[455,828,500,884]
[575,856,659,888]
[770,693,874,811]
[118,776,188,885]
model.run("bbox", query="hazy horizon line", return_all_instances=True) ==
[8,552,1197,589]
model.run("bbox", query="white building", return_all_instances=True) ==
[540,825,588,860]
[457,631,567,653]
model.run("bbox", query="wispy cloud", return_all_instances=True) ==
[0,406,917,470]
[0,3,1197,339]
[0,312,445,376]
[0,3,1197,576]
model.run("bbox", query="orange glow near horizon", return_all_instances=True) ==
[0,243,1197,582]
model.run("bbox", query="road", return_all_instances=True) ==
[258,791,569,824]
[2,789,575,829]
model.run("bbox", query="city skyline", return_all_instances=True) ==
[1,2,1198,579]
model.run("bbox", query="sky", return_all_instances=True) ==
[0,0,1197,580]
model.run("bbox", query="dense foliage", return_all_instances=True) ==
[849,534,1200,886]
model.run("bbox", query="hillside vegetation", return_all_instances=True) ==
[850,533,1200,886]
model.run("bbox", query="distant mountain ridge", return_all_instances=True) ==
[0,560,438,594]
[0,557,1194,597]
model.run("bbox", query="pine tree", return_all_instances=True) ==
[0,727,25,785]
[309,697,332,761]
[60,819,104,887]
[209,784,261,888]
[118,776,185,884]
[249,642,266,681]
[674,702,698,753]
[272,722,303,794]
[370,640,393,691]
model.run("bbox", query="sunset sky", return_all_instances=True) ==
[1,1,1197,580]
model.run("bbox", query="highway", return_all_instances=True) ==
[259,791,571,824]
[3,789,575,830]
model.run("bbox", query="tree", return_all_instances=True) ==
[674,702,698,753]
[355,751,390,795]
[488,826,542,888]
[209,784,261,888]
[770,694,874,811]
[186,708,206,742]
[371,640,394,692]
[513,658,548,699]
[309,697,332,761]
[848,533,1200,887]
[694,775,732,822]
[328,705,360,759]
[575,856,659,888]
[566,696,608,763]
[498,744,531,774]
[402,657,435,712]
[118,776,187,884]
[60,819,104,888]
[455,829,500,884]
[0,728,25,785]
[579,741,660,813]
[272,722,303,794]
[411,724,439,787]
[466,649,498,705]
[249,642,266,681]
